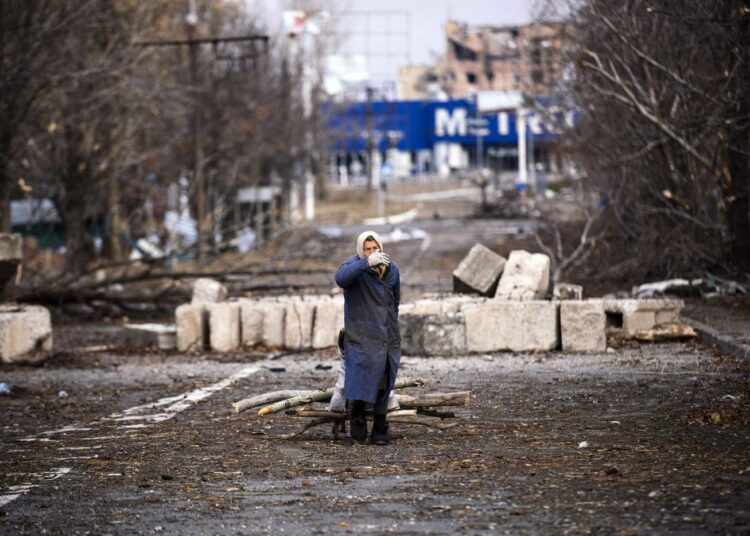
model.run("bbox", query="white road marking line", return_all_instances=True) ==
[57,445,102,451]
[0,468,71,508]
[1,367,260,509]
[105,366,259,423]
[41,426,93,436]
[16,366,260,443]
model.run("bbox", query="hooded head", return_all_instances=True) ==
[356,230,384,259]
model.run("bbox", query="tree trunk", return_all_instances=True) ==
[62,192,88,274]
[725,6,750,273]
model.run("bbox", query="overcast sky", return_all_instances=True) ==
[252,0,536,86]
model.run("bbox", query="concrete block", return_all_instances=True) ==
[453,244,506,296]
[176,304,207,352]
[603,299,684,336]
[122,323,177,350]
[284,298,315,350]
[191,278,227,305]
[553,283,583,300]
[239,299,263,346]
[400,313,467,356]
[208,302,241,352]
[312,297,344,349]
[410,299,444,315]
[259,301,286,348]
[495,250,551,301]
[463,301,559,352]
[560,300,606,352]
[0,305,53,365]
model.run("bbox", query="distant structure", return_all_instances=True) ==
[399,20,571,100]
[329,20,574,189]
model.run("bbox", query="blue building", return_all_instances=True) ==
[323,98,570,183]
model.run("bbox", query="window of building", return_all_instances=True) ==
[466,72,477,84]
[531,70,544,84]
[450,39,478,61]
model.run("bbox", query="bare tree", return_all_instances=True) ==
[558,0,750,277]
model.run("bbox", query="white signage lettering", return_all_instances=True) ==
[435,108,467,137]
[497,112,509,135]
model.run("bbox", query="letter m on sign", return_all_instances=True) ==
[435,108,467,137]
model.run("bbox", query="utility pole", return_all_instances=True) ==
[133,3,268,260]
[365,86,374,191]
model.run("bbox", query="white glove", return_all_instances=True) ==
[367,252,390,267]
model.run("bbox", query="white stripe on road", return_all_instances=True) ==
[2,367,260,509]
[0,468,71,508]
[105,366,260,423]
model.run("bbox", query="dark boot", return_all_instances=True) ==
[349,400,368,443]
[371,413,390,445]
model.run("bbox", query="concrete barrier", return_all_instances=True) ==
[0,305,53,365]
[176,304,207,352]
[284,298,315,350]
[463,300,559,352]
[400,313,466,356]
[603,299,684,336]
[208,302,240,352]
[239,299,263,346]
[560,300,606,352]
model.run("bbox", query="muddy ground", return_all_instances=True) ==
[1,324,749,535]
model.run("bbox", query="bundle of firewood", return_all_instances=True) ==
[232,377,470,439]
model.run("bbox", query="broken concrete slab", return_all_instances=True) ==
[453,244,506,296]
[463,300,559,352]
[399,313,467,356]
[0,304,53,364]
[603,299,684,336]
[191,278,227,305]
[122,323,177,350]
[554,283,583,300]
[284,298,315,350]
[560,300,606,352]
[208,302,241,352]
[175,304,207,352]
[495,250,551,301]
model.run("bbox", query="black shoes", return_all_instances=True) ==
[350,402,368,443]
[371,414,390,446]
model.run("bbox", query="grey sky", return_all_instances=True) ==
[253,0,534,85]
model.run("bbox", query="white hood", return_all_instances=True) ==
[356,230,384,258]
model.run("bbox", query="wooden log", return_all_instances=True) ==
[256,377,426,416]
[280,414,459,438]
[233,390,310,413]
[387,416,460,430]
[394,391,470,408]
[285,409,417,419]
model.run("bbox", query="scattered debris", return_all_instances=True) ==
[58,390,68,399]
[634,322,697,342]
[0,382,11,395]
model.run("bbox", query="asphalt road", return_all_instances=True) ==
[1,325,749,535]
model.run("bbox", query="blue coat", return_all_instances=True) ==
[335,255,401,404]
